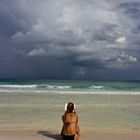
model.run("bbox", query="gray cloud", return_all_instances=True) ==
[0,0,140,80]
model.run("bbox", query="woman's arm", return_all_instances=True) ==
[60,114,65,135]
[75,115,80,140]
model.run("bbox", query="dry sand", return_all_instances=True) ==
[0,130,140,140]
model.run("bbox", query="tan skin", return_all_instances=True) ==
[61,111,80,140]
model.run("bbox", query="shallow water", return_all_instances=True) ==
[0,91,140,133]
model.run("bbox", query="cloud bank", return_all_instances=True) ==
[0,0,140,80]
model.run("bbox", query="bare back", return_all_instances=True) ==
[62,112,78,136]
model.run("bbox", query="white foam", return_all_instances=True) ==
[0,84,37,88]
[0,84,72,89]
[89,85,104,89]
[0,89,140,95]
[46,85,72,89]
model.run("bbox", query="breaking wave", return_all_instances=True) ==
[0,80,140,92]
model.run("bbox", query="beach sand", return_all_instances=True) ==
[0,130,140,140]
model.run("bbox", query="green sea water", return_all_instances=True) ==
[0,79,140,91]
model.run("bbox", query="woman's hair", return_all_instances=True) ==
[67,102,74,113]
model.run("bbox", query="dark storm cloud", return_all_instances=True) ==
[120,2,140,17]
[0,0,140,80]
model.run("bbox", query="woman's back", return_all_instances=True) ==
[62,112,78,135]
[61,102,80,140]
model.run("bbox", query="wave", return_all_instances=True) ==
[0,84,37,88]
[0,84,104,90]
[89,85,104,89]
[0,80,140,91]
[37,85,72,89]
[0,84,72,89]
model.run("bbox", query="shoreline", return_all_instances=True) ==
[0,129,140,140]
[1,89,140,94]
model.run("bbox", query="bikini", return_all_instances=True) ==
[62,134,75,140]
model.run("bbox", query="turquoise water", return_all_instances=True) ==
[0,79,140,92]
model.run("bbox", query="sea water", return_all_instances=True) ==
[0,79,140,92]
[0,79,140,132]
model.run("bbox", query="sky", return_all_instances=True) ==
[0,0,140,80]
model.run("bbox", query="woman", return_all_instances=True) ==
[61,102,80,140]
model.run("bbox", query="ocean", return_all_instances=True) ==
[0,79,140,132]
[0,79,140,93]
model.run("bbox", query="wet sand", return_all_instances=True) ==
[0,130,140,140]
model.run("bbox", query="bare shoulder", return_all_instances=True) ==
[62,113,66,119]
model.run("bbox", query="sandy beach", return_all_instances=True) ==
[0,130,140,140]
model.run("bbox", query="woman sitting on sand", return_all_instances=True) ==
[61,102,80,140]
